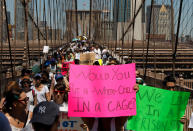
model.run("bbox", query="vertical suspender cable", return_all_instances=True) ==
[4,0,14,78]
[35,0,41,66]
[53,0,56,47]
[62,1,65,44]
[114,0,119,54]
[102,0,105,48]
[48,0,53,53]
[75,0,78,37]
[131,0,136,61]
[70,1,72,41]
[143,0,154,79]
[172,0,184,78]
[23,0,31,67]
[43,0,47,46]
[152,0,156,86]
[89,0,92,40]
[56,0,59,46]
[107,0,112,50]
[122,0,127,63]
[14,0,17,72]
[0,0,3,91]
[32,0,35,61]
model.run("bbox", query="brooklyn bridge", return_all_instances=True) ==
[0,0,193,131]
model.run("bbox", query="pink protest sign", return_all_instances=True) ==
[61,61,74,76]
[68,64,136,117]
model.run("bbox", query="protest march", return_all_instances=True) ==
[0,39,191,131]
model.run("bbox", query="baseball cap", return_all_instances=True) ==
[30,101,59,125]
[34,73,41,79]
[55,73,63,80]
[21,76,30,81]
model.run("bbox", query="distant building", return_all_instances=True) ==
[113,0,131,22]
[185,35,191,42]
[112,0,144,41]
[146,4,173,41]
[65,10,102,40]
[16,0,33,40]
[0,2,11,41]
[39,21,47,28]
[6,11,11,24]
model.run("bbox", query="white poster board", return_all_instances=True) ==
[189,112,193,128]
[43,46,49,53]
[57,112,84,131]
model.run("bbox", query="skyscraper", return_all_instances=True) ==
[16,0,33,40]
[112,0,144,41]
[146,4,172,40]
[113,0,131,22]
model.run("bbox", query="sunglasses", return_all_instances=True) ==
[18,97,29,102]
[22,81,31,84]
[54,90,65,95]
[166,86,175,89]
[17,97,29,106]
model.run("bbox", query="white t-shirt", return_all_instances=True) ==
[10,125,23,131]
[32,85,49,104]
[94,48,101,60]
[75,53,80,60]
[26,91,34,112]
[50,65,56,73]
[59,102,68,112]
[22,123,34,131]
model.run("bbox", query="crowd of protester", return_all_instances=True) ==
[0,39,189,131]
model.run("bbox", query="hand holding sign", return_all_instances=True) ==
[68,64,136,117]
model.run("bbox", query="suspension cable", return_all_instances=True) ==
[131,0,137,61]
[120,0,146,41]
[4,0,14,78]
[143,0,154,79]
[172,0,184,77]
[35,0,41,66]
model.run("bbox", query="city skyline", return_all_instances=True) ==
[4,0,193,37]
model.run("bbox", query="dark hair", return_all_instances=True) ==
[163,75,176,86]
[74,59,80,65]
[54,84,66,91]
[93,61,100,65]
[21,68,31,76]
[125,60,132,64]
[32,116,59,131]
[3,87,23,114]
[42,71,49,79]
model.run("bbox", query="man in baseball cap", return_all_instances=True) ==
[30,101,60,131]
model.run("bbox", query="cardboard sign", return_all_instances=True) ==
[127,85,190,131]
[43,46,49,53]
[79,53,95,65]
[69,64,136,117]
[189,113,193,128]
[57,112,84,131]
[61,61,74,76]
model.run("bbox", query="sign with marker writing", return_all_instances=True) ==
[79,53,95,65]
[57,112,84,131]
[68,64,136,117]
[61,61,74,76]
[127,85,190,131]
